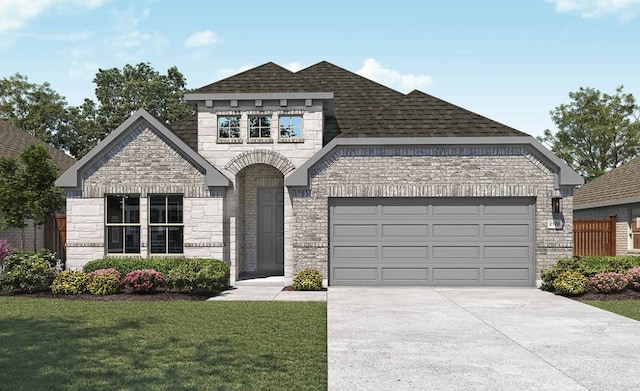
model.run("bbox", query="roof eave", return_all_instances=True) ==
[184,92,334,103]
[574,196,640,210]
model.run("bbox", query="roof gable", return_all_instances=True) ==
[56,109,230,188]
[574,157,640,209]
[346,90,527,137]
[0,119,76,171]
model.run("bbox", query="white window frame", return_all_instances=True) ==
[105,194,141,255]
[278,115,303,140]
[148,194,184,255]
[217,115,241,139]
[248,115,272,140]
[631,208,640,250]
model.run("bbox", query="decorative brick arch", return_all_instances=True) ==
[224,149,296,175]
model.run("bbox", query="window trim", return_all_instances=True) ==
[105,194,141,255]
[148,194,184,255]
[631,208,640,250]
[248,115,272,140]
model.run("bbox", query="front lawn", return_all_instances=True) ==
[581,299,640,321]
[0,298,327,390]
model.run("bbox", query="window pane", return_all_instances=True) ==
[249,127,259,138]
[279,116,302,138]
[167,195,183,223]
[106,196,123,223]
[150,195,165,223]
[167,226,183,253]
[150,226,166,253]
[107,226,123,253]
[125,226,140,253]
[124,197,139,223]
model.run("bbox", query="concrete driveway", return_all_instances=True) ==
[328,287,640,391]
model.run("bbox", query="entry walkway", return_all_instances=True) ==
[328,287,640,391]
[207,276,327,301]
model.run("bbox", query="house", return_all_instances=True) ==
[56,61,583,286]
[0,119,76,250]
[574,157,640,255]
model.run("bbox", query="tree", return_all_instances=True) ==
[52,63,194,158]
[540,86,640,181]
[0,145,64,250]
[0,73,68,143]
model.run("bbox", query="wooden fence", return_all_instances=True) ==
[573,216,616,256]
[44,214,66,262]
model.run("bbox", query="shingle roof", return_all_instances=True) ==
[346,90,527,137]
[574,157,640,208]
[194,62,316,93]
[169,114,198,150]
[0,119,76,172]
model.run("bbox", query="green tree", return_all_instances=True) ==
[0,145,64,250]
[540,86,640,180]
[0,73,68,143]
[52,99,101,159]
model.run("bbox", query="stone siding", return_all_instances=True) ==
[575,205,636,255]
[290,146,575,281]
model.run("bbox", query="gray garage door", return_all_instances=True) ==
[329,198,535,287]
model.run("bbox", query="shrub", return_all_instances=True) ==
[121,269,165,293]
[541,256,640,291]
[0,238,12,266]
[628,267,640,292]
[51,270,89,295]
[587,272,631,294]
[83,257,184,276]
[87,268,122,281]
[0,250,57,293]
[553,271,588,296]
[87,273,121,295]
[165,259,229,293]
[292,269,323,291]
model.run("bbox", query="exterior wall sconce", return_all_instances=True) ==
[552,197,562,214]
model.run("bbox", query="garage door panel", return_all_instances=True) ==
[382,268,429,282]
[433,246,479,259]
[433,224,480,239]
[433,268,480,281]
[484,268,529,281]
[333,224,378,239]
[333,204,377,217]
[333,268,378,283]
[381,224,429,240]
[333,246,377,262]
[484,246,529,261]
[433,204,480,216]
[382,204,429,216]
[484,224,530,238]
[485,204,530,216]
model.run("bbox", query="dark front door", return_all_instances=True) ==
[257,187,284,273]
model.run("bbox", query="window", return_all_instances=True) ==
[279,115,302,139]
[249,115,271,138]
[632,208,640,249]
[105,195,140,254]
[218,116,240,139]
[149,195,183,254]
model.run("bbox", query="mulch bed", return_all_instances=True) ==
[565,289,640,301]
[0,290,211,301]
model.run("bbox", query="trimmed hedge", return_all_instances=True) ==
[51,270,89,295]
[541,256,640,295]
[292,269,323,291]
[83,258,229,293]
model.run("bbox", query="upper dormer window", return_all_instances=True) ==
[218,116,240,139]
[249,116,271,139]
[279,115,302,139]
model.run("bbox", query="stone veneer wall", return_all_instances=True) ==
[290,146,575,281]
[65,122,225,269]
[575,205,636,255]
[236,164,284,272]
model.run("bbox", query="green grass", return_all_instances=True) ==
[0,298,327,391]
[581,299,640,321]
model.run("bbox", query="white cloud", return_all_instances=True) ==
[68,60,99,80]
[107,5,167,60]
[547,0,640,19]
[214,63,255,80]
[184,30,222,48]
[284,62,305,72]
[0,0,105,32]
[355,58,433,93]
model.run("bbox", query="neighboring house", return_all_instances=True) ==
[574,157,640,255]
[56,61,583,286]
[0,119,76,250]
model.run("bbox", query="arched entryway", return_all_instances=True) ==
[236,164,284,276]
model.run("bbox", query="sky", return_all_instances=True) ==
[1,0,639,139]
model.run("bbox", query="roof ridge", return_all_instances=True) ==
[297,61,403,95]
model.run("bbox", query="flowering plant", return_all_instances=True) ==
[627,267,640,292]
[121,269,165,293]
[587,272,631,294]
[0,238,12,265]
